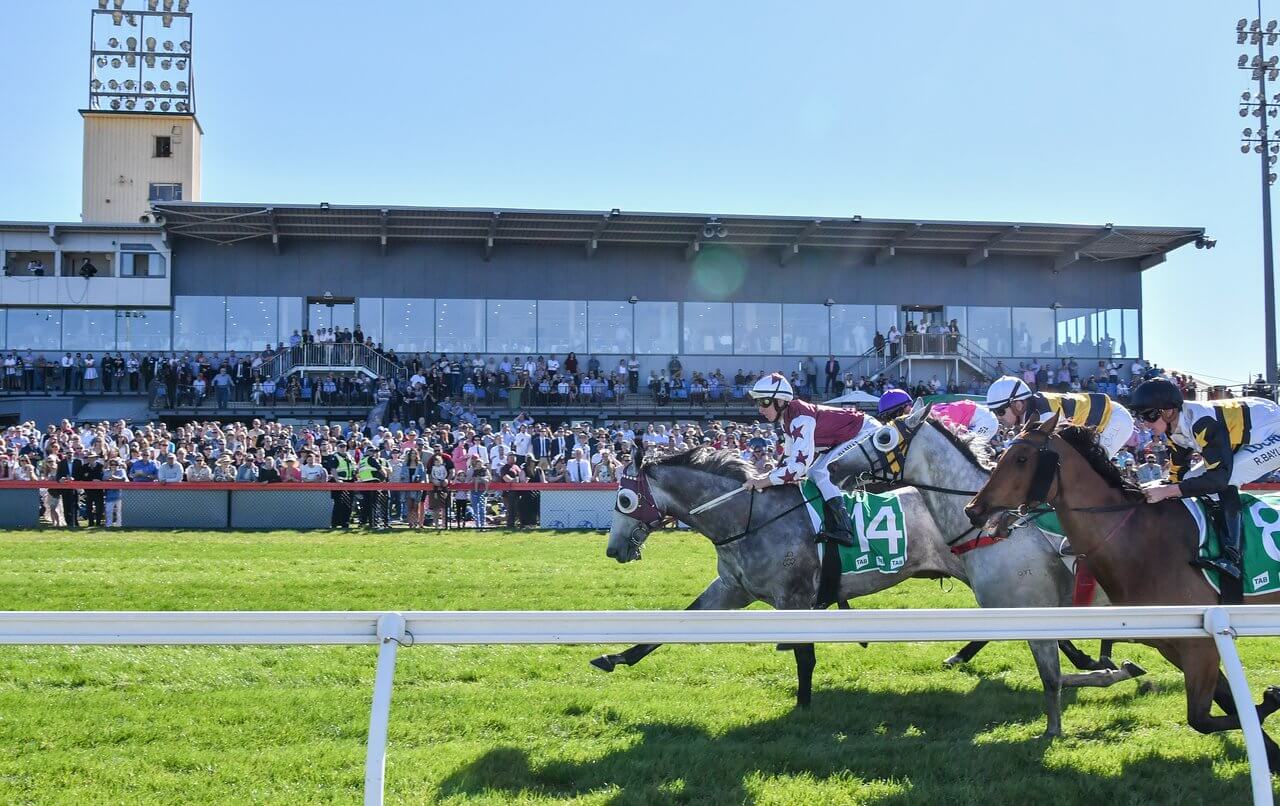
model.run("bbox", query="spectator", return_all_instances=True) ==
[235,455,259,483]
[257,456,282,484]
[279,455,302,483]
[567,448,592,483]
[301,452,328,483]
[157,453,184,483]
[427,453,451,528]
[103,458,127,527]
[500,452,524,528]
[212,454,236,481]
[186,455,213,482]
[1136,454,1165,485]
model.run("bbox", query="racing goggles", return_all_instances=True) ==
[1138,409,1164,423]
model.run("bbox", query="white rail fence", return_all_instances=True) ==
[1,606,1278,806]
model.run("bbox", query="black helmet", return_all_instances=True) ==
[1130,378,1183,411]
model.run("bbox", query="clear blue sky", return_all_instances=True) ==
[0,1,1272,383]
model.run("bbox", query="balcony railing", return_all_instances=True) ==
[260,344,408,382]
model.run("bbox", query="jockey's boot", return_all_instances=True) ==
[818,498,856,547]
[1194,493,1242,580]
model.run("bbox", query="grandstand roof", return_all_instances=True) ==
[150,202,1204,269]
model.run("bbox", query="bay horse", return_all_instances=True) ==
[596,444,966,708]
[965,413,1280,769]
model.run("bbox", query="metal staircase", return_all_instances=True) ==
[843,335,1001,383]
[259,344,408,382]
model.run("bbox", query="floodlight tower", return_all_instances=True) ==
[83,0,200,223]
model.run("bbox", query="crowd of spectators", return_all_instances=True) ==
[0,413,788,530]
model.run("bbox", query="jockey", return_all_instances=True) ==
[878,388,1000,444]
[745,373,879,546]
[985,375,1134,458]
[1131,378,1280,580]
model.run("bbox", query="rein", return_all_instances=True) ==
[1006,433,1146,516]
[706,485,826,547]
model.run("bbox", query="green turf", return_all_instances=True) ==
[0,528,1276,804]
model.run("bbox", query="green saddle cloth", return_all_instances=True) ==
[801,480,910,575]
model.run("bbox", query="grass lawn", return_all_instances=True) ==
[0,528,1276,804]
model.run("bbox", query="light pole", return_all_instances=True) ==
[1239,11,1280,384]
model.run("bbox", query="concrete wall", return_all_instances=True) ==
[82,112,201,223]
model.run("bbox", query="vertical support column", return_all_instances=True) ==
[1205,607,1273,806]
[365,612,406,806]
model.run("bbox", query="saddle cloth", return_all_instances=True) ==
[801,480,910,575]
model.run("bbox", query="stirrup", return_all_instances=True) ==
[1192,555,1241,580]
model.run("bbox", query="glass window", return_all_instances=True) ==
[278,297,304,345]
[435,299,484,354]
[225,296,278,352]
[307,301,354,333]
[6,309,60,350]
[682,302,733,354]
[173,295,226,351]
[1011,307,1055,356]
[633,301,678,355]
[0,310,8,349]
[116,309,170,351]
[830,304,875,355]
[487,299,538,354]
[1121,309,1140,357]
[588,301,633,354]
[148,182,182,202]
[733,303,781,355]
[876,305,899,335]
[357,298,383,345]
[967,306,1011,355]
[537,300,588,355]
[1056,308,1097,358]
[944,306,967,339]
[62,309,116,351]
[783,304,830,356]
[383,298,434,353]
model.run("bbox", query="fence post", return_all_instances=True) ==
[364,612,406,806]
[1205,607,1274,806]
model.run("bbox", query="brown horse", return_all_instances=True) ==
[964,413,1280,770]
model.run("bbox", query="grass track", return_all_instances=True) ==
[0,528,1276,804]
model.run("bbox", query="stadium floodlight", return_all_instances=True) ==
[112,0,123,9]
[96,55,107,67]
[144,55,155,68]
[163,0,174,10]
[180,40,191,52]
[108,79,119,90]
[124,79,136,90]
[110,98,121,110]
[107,37,119,48]
[175,101,188,112]
[160,80,171,91]
[161,59,171,69]
[143,80,155,91]
[176,59,186,70]
[110,57,121,68]
[125,53,136,67]
[126,36,136,50]
[1244,144,1252,153]
[1242,54,1251,67]
[162,13,173,27]
[179,0,189,11]
[148,0,159,9]
[1246,91,1254,101]
[163,40,174,51]
[145,100,155,111]
[160,100,171,111]
[98,0,108,9]
[145,36,156,51]
[110,11,122,25]
[176,80,187,92]
[90,78,102,91]
[125,99,135,110]
[126,13,136,26]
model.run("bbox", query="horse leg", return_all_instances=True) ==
[1212,671,1280,770]
[792,643,817,708]
[943,641,987,668]
[1059,659,1147,688]
[590,577,752,672]
[1027,639,1063,738]
[1058,640,1119,672]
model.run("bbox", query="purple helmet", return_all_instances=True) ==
[878,388,914,417]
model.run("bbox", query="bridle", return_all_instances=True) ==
[854,417,986,500]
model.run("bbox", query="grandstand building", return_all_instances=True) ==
[0,0,1207,423]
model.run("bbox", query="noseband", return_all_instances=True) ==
[1007,431,1061,510]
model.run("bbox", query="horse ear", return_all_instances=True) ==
[905,401,932,428]
[633,440,646,468]
[1039,412,1061,433]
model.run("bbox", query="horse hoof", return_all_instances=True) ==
[1137,679,1157,695]
[1121,661,1147,678]
[943,654,966,669]
[1041,730,1061,740]
[1095,656,1119,672]
[589,655,616,673]
[776,643,795,652]
[1265,686,1280,709]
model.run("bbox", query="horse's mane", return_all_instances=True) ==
[1056,424,1145,502]
[646,446,754,482]
[926,417,996,471]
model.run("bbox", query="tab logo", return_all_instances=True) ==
[1254,571,1271,589]
[856,555,870,570]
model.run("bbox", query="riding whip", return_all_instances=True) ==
[689,485,749,515]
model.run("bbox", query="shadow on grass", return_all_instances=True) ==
[437,681,1256,805]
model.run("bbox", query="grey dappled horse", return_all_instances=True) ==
[597,445,967,709]
[833,404,1146,736]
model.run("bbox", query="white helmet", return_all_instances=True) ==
[749,373,794,403]
[985,375,1033,409]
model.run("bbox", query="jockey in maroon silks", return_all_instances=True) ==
[743,373,879,546]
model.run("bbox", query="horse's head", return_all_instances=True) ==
[838,402,932,488]
[965,412,1060,525]
[607,443,665,563]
